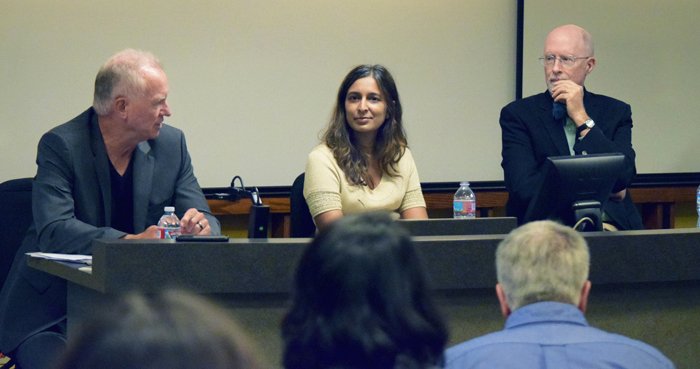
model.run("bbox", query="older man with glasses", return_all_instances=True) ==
[499,24,643,230]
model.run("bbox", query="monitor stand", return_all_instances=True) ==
[572,200,603,232]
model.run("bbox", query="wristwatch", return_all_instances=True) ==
[576,119,595,135]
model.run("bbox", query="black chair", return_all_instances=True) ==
[0,178,33,290]
[289,173,316,238]
[0,177,33,369]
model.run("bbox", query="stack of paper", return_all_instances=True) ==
[26,252,92,265]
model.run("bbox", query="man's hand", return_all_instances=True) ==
[550,80,589,124]
[179,208,211,235]
[123,225,160,240]
[609,189,627,202]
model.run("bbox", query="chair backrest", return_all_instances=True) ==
[289,173,316,238]
[0,178,33,289]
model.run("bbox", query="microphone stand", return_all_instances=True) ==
[230,176,270,238]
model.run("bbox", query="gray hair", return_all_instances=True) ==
[496,220,590,310]
[93,49,163,115]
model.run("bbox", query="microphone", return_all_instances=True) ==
[229,176,249,201]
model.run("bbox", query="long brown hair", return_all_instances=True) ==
[322,64,408,186]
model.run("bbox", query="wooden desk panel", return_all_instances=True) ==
[208,185,698,236]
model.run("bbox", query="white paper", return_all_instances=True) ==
[26,252,92,265]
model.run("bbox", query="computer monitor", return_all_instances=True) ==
[523,153,625,231]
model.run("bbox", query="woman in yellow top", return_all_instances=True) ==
[304,64,428,230]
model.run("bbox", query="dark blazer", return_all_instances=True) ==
[0,108,221,353]
[500,90,643,230]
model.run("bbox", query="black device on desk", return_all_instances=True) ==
[176,235,229,242]
[523,153,624,231]
[229,175,270,239]
[208,175,270,238]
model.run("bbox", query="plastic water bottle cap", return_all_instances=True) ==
[460,181,470,186]
[164,206,175,212]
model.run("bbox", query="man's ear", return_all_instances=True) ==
[585,57,596,75]
[495,283,511,318]
[578,280,592,313]
[115,97,128,117]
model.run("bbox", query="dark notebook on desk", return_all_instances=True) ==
[396,217,517,236]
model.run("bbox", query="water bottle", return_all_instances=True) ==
[453,181,476,219]
[696,184,700,228]
[157,206,181,239]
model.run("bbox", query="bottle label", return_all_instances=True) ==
[157,226,180,239]
[158,227,169,239]
[453,200,476,218]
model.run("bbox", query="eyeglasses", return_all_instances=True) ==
[539,55,591,67]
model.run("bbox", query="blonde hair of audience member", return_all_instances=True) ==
[495,220,591,315]
[93,48,163,115]
[55,290,264,369]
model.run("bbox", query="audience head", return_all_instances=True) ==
[93,48,165,116]
[323,64,408,185]
[55,290,263,369]
[496,220,591,314]
[543,24,596,92]
[282,211,447,369]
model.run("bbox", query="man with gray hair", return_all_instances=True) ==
[445,220,674,368]
[0,49,220,369]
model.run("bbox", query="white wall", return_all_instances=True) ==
[0,0,516,187]
[9,1,696,187]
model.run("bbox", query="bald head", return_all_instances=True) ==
[545,24,594,58]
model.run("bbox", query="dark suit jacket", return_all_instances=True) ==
[500,90,643,230]
[0,108,221,352]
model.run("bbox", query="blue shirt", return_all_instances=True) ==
[444,301,675,369]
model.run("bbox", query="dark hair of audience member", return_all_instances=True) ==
[54,289,263,369]
[281,212,448,369]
